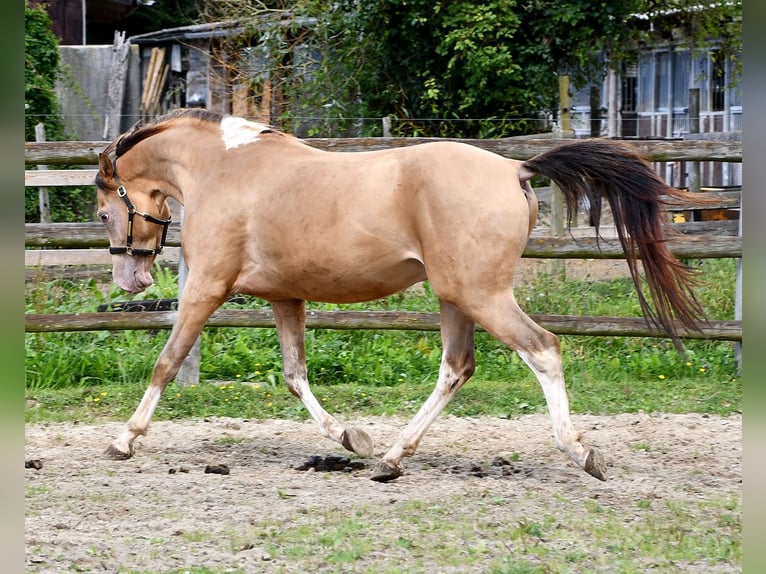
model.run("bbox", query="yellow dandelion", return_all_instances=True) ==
[100,392,108,397]
[658,374,666,380]
[93,397,100,403]
[268,402,273,407]
[685,361,693,367]
[699,367,706,373]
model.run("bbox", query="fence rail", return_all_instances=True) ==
[25,137,742,345]
[23,221,741,258]
[24,137,743,166]
[24,309,741,341]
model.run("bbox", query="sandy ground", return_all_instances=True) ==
[25,412,741,573]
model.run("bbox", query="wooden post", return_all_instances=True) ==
[558,75,571,133]
[589,85,601,138]
[687,88,701,192]
[607,68,618,137]
[551,76,570,277]
[34,124,51,223]
[174,207,201,386]
[734,207,742,369]
[102,31,130,140]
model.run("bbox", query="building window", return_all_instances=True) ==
[655,51,670,110]
[622,64,637,112]
[672,51,691,109]
[637,53,653,112]
[711,55,726,111]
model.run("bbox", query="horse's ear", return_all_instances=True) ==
[98,153,115,179]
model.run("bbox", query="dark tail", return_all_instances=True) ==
[522,139,706,350]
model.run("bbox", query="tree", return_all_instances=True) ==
[25,1,64,142]
[162,1,744,137]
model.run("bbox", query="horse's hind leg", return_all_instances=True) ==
[270,298,374,457]
[372,300,476,481]
[471,291,607,481]
[106,275,229,459]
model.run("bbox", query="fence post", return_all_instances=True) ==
[174,207,201,386]
[550,77,570,276]
[606,68,618,137]
[687,89,701,193]
[102,31,130,140]
[34,124,51,223]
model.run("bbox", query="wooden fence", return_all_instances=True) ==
[25,137,742,350]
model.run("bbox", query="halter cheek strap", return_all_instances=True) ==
[108,185,172,257]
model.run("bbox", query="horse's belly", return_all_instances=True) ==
[235,257,427,303]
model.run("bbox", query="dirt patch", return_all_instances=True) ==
[25,413,741,572]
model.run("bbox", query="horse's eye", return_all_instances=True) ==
[98,212,109,224]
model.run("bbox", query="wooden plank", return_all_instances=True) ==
[25,222,183,248]
[24,142,107,166]
[24,222,741,258]
[670,220,739,236]
[24,138,743,167]
[25,169,98,187]
[661,189,741,210]
[25,247,181,267]
[23,309,742,341]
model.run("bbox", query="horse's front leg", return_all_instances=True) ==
[105,277,228,459]
[271,298,374,457]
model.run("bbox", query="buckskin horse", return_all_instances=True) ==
[95,109,704,482]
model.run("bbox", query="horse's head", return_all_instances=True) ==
[95,151,172,294]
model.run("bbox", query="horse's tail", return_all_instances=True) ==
[519,139,706,350]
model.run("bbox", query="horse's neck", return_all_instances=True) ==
[143,127,222,206]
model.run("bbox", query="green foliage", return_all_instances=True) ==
[24,2,95,222]
[200,0,740,137]
[25,185,97,223]
[24,1,65,142]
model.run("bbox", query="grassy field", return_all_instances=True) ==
[25,258,740,423]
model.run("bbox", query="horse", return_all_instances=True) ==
[95,108,704,482]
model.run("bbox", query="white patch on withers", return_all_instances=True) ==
[220,116,271,150]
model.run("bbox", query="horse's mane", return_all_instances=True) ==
[114,109,226,158]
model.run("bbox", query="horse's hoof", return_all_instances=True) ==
[104,443,133,460]
[341,427,374,457]
[370,461,402,482]
[583,447,607,481]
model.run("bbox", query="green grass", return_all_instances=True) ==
[25,259,741,423]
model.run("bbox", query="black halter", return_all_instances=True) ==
[108,185,172,257]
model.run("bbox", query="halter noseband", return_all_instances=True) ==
[108,185,172,257]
